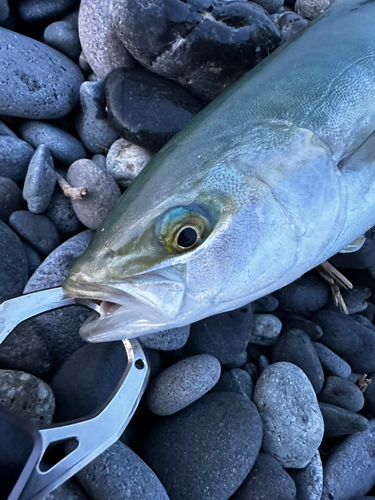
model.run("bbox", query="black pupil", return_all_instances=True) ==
[177,227,198,248]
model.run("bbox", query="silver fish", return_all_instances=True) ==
[63,0,375,342]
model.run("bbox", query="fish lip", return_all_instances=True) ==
[62,279,131,306]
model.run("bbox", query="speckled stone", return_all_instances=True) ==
[18,0,78,23]
[20,121,86,166]
[279,11,308,40]
[289,450,323,500]
[43,17,81,61]
[44,187,83,237]
[106,138,153,187]
[0,176,24,222]
[140,326,190,351]
[0,136,34,183]
[23,145,56,213]
[147,354,221,415]
[253,362,324,468]
[78,0,135,79]
[0,369,55,426]
[45,480,90,500]
[0,27,83,119]
[253,0,284,14]
[249,314,282,345]
[9,211,60,255]
[295,0,330,20]
[319,402,369,437]
[211,368,254,399]
[319,376,364,412]
[277,313,323,340]
[313,342,351,378]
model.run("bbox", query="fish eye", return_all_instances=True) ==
[175,226,199,249]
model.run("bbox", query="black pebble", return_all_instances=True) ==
[313,342,352,379]
[0,176,24,223]
[319,376,364,412]
[319,402,369,437]
[329,239,375,269]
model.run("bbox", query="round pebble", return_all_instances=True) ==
[44,187,83,237]
[319,402,369,437]
[279,11,308,40]
[140,325,190,351]
[0,0,9,24]
[106,138,153,187]
[20,121,86,166]
[43,18,81,61]
[253,0,284,14]
[0,136,34,183]
[142,392,263,500]
[249,313,282,345]
[258,354,271,373]
[18,0,78,23]
[67,159,121,229]
[253,362,324,468]
[147,354,221,416]
[253,293,279,312]
[0,220,28,302]
[319,376,364,412]
[211,368,254,399]
[0,27,83,118]
[295,0,331,20]
[23,145,56,213]
[289,450,323,500]
[0,369,55,426]
[45,480,90,500]
[313,342,352,378]
[0,176,24,222]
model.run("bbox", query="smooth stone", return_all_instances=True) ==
[211,368,254,399]
[253,0,284,14]
[9,211,60,256]
[67,159,121,229]
[78,0,135,79]
[312,310,375,373]
[0,27,83,119]
[142,392,263,500]
[249,313,282,345]
[44,187,83,237]
[295,0,331,20]
[18,0,78,22]
[0,136,34,182]
[328,286,370,315]
[231,452,297,500]
[91,154,106,171]
[106,138,153,187]
[140,325,190,351]
[319,402,369,437]
[331,238,375,269]
[76,441,169,500]
[76,80,118,154]
[23,241,42,277]
[274,272,330,315]
[23,145,56,213]
[111,0,280,102]
[288,450,323,500]
[258,354,270,373]
[0,119,16,137]
[319,376,364,412]
[20,121,86,166]
[43,19,81,61]
[253,362,324,468]
[147,354,221,416]
[186,303,254,365]
[224,349,248,369]
[321,419,375,500]
[0,176,24,222]
[0,369,55,426]
[313,342,351,378]
[45,480,90,500]
[105,67,203,152]
[0,0,9,24]
[253,293,279,312]
[276,313,323,340]
[273,329,325,394]
[0,220,28,302]
[279,11,308,40]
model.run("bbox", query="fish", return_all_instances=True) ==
[63,0,375,342]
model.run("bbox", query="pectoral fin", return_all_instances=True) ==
[339,235,366,253]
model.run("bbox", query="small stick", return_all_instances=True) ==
[316,261,353,314]
[356,373,371,393]
[56,172,88,200]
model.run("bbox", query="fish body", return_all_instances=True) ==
[63,0,375,342]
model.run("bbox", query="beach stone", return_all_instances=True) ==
[45,480,90,500]
[253,0,284,13]
[253,362,324,468]
[76,80,118,154]
[67,159,121,229]
[0,176,24,222]
[78,0,135,79]
[0,369,55,426]
[331,238,375,269]
[142,392,263,500]
[329,286,370,315]
[23,242,42,277]
[0,221,28,303]
[295,0,331,20]
[277,313,323,340]
[76,441,169,500]
[253,293,279,312]
[321,419,375,500]
[313,342,351,378]
[279,11,308,40]
[319,402,369,437]
[23,145,56,214]
[0,0,9,24]
[312,310,375,373]
[0,27,83,119]
[211,368,254,399]
[0,136,34,183]
[18,0,78,22]
[273,329,325,394]
[258,354,270,373]
[231,452,297,500]
[91,154,107,171]
[9,211,60,256]
[249,313,282,345]
[43,18,81,61]
[319,376,364,412]
[0,119,16,138]
[186,304,254,365]
[44,187,83,237]
[105,67,203,152]
[106,139,153,187]
[20,121,86,166]
[140,325,190,351]
[288,450,323,500]
[147,354,221,416]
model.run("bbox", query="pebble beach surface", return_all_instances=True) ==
[1,1,374,500]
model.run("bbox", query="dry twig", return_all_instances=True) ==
[316,261,353,314]
[56,172,88,200]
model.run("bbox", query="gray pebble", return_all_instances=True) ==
[253,362,324,468]
[253,0,284,14]
[76,441,169,500]
[277,314,323,341]
[0,176,24,222]
[140,325,190,351]
[289,450,323,500]
[211,368,254,399]
[253,293,279,312]
[45,480,90,500]
[78,0,135,79]
[319,402,369,437]
[147,354,221,415]
[91,154,106,171]
[313,342,352,378]
[258,354,270,373]
[79,51,91,72]
[67,159,121,229]
[319,376,364,412]
[20,121,86,166]
[279,11,308,40]
[18,0,78,23]
[249,314,282,345]
[44,187,83,237]
[0,0,9,24]
[321,419,375,500]
[0,135,34,183]
[294,0,330,19]
[0,369,55,426]
[106,138,153,187]
[23,145,56,213]
[0,27,83,118]
[23,241,42,277]
[43,19,81,61]
[76,80,118,154]
[9,210,60,255]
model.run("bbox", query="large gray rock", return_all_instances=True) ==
[253,362,324,468]
[106,138,153,187]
